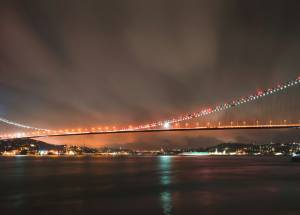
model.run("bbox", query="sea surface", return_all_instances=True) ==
[0,156,300,215]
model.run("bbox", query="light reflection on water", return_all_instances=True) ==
[0,156,300,215]
[12,156,25,207]
[158,156,173,215]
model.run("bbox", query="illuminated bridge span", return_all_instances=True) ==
[2,124,299,139]
[0,75,300,139]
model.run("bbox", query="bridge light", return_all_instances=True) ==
[3,76,300,137]
[163,122,170,129]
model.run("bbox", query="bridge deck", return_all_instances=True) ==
[2,124,299,140]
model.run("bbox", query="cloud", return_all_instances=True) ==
[1,0,300,147]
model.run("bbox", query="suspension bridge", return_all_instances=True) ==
[1,76,300,140]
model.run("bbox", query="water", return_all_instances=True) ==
[0,156,300,215]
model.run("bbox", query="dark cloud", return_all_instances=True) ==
[1,0,300,147]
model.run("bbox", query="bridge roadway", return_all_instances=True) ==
[2,124,299,140]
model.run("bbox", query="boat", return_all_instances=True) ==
[291,152,300,162]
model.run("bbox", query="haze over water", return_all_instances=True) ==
[0,156,300,215]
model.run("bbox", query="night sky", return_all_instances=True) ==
[0,0,300,148]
